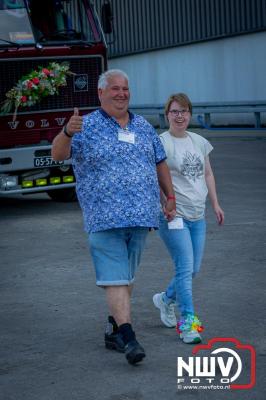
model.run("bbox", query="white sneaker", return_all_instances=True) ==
[177,315,203,344]
[179,330,202,344]
[152,292,177,328]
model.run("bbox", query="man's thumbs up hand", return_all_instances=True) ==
[65,108,83,137]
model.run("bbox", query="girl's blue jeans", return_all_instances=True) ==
[158,213,206,316]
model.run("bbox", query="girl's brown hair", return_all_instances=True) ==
[164,93,192,117]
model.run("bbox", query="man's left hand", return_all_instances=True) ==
[163,199,176,221]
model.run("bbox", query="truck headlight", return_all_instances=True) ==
[0,176,18,190]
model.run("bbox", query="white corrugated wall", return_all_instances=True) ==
[109,31,266,104]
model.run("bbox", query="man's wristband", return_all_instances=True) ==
[63,125,73,138]
[167,195,176,201]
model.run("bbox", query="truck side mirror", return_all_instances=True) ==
[101,0,113,34]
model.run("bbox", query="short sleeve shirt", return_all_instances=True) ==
[71,109,166,233]
[160,130,213,220]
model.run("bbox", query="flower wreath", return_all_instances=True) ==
[0,61,74,120]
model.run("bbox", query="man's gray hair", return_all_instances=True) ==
[98,69,129,89]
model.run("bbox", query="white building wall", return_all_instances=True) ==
[109,31,266,106]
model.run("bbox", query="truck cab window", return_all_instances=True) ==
[29,0,96,44]
[0,0,35,45]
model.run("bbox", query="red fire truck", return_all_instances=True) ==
[0,0,111,201]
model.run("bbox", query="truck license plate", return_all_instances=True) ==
[34,157,64,167]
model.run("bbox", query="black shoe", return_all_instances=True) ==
[125,340,146,365]
[105,331,125,353]
[105,317,125,353]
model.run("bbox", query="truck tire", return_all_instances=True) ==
[47,188,77,202]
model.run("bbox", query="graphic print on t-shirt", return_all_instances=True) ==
[180,151,204,182]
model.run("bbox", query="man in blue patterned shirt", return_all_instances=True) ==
[52,69,176,365]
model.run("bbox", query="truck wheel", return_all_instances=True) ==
[47,188,77,202]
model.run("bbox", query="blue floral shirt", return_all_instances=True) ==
[71,109,166,233]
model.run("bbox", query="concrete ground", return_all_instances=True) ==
[0,129,266,399]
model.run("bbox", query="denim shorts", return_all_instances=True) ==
[88,227,149,286]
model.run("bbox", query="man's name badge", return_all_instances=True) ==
[118,129,135,144]
[168,217,184,230]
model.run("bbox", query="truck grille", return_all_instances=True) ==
[0,55,103,111]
